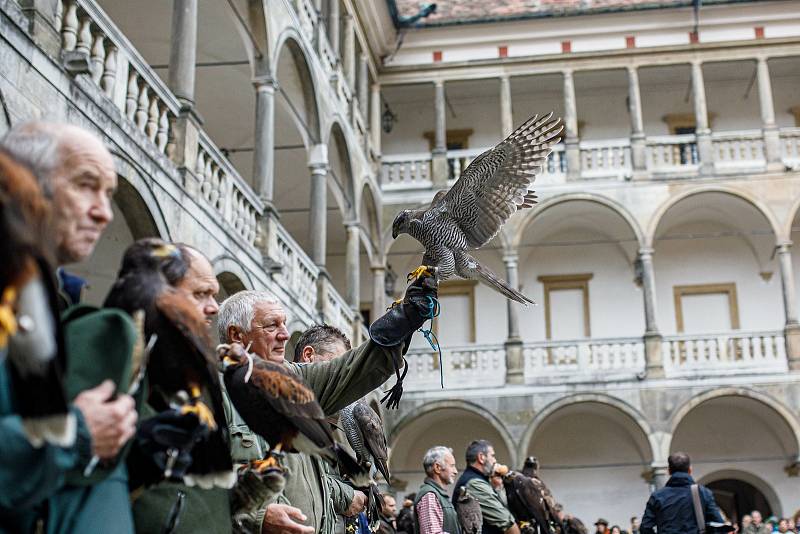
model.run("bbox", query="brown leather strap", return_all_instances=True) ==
[691,484,706,534]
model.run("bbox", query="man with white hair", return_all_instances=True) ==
[0,122,138,532]
[218,271,438,534]
[415,446,461,534]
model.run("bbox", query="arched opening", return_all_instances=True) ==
[524,400,654,527]
[702,475,773,526]
[652,191,781,335]
[271,37,325,268]
[671,393,799,518]
[389,406,513,495]
[325,123,354,300]
[216,271,247,301]
[516,197,643,343]
[69,177,161,305]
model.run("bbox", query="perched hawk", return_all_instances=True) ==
[503,470,559,534]
[339,400,391,482]
[106,238,234,488]
[220,343,363,477]
[455,486,483,534]
[391,113,562,304]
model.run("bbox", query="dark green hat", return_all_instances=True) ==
[62,304,139,400]
[61,304,143,486]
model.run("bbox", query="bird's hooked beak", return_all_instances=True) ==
[152,243,179,259]
[391,211,406,239]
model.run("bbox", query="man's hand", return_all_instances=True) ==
[73,380,137,460]
[262,504,314,534]
[345,490,367,517]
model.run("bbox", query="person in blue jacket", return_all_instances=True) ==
[641,452,725,534]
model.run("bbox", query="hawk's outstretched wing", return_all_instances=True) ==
[435,113,562,249]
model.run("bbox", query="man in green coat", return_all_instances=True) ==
[1,123,138,533]
[218,271,438,534]
[130,244,234,534]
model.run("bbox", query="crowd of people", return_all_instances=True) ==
[0,121,438,533]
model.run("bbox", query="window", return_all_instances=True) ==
[423,129,474,151]
[673,283,740,334]
[538,274,593,340]
[432,280,477,346]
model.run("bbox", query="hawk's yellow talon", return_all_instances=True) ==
[180,400,217,431]
[407,265,432,282]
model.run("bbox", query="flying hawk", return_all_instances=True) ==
[391,114,562,304]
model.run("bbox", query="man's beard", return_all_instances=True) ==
[482,461,495,477]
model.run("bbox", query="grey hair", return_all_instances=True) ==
[422,446,453,476]
[1,122,64,196]
[217,290,280,342]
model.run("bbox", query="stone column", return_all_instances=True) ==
[167,0,198,108]
[19,0,61,57]
[504,254,524,384]
[345,223,361,310]
[638,248,664,377]
[650,464,670,490]
[499,75,513,138]
[253,76,276,205]
[756,56,782,171]
[627,65,647,178]
[370,83,382,156]
[371,264,386,322]
[308,144,329,267]
[343,15,355,89]
[358,54,369,119]
[328,0,340,56]
[504,255,521,341]
[432,80,449,188]
[777,242,800,370]
[691,61,714,175]
[563,70,581,180]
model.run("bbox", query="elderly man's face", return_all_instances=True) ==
[439,452,458,485]
[176,250,220,321]
[52,129,116,265]
[239,302,289,363]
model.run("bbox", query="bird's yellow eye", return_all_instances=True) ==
[152,244,178,258]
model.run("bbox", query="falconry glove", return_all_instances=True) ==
[369,269,438,408]
[131,409,208,486]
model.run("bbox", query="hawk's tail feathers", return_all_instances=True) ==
[475,262,536,306]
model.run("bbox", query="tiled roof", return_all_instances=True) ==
[390,0,752,27]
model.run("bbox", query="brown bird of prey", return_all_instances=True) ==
[339,400,391,483]
[219,343,363,478]
[521,456,559,518]
[456,486,483,534]
[390,113,562,304]
[503,470,559,534]
[0,149,72,448]
[105,238,234,488]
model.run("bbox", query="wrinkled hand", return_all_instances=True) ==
[136,409,208,480]
[262,504,314,534]
[345,490,367,517]
[74,380,137,460]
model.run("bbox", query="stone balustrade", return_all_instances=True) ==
[271,223,319,310]
[195,131,262,247]
[326,287,356,339]
[523,337,646,383]
[711,130,766,171]
[645,134,699,173]
[781,127,800,169]
[58,0,179,158]
[579,139,631,180]
[380,152,432,189]
[662,330,787,377]
[403,345,507,392]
